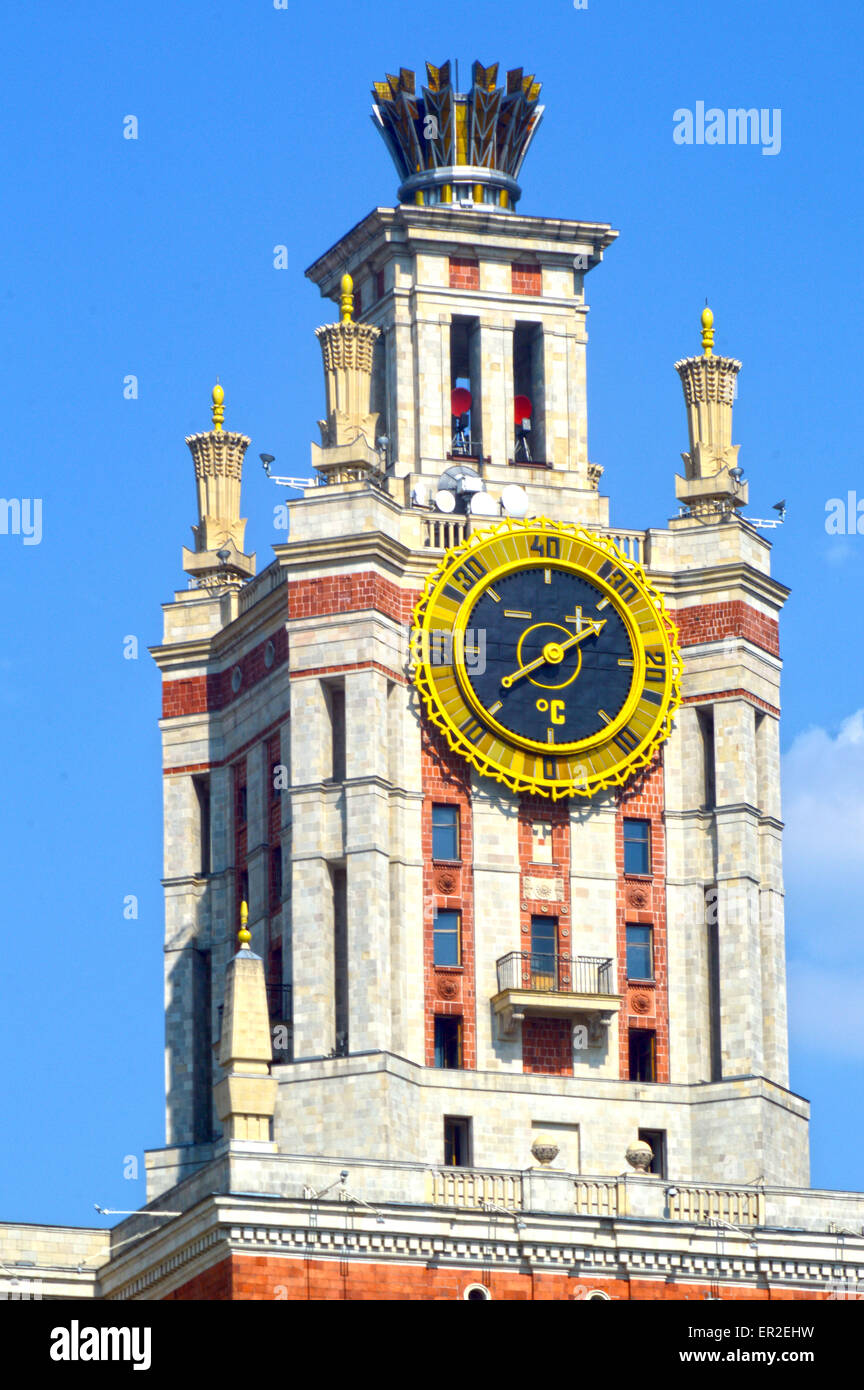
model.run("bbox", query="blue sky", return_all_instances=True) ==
[1,0,862,1225]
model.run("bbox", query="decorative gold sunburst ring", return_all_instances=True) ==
[410,518,682,800]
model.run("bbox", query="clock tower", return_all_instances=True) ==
[145,61,813,1293]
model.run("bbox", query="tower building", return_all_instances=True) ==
[10,59,864,1304]
[151,59,801,1195]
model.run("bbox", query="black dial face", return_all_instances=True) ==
[462,566,635,749]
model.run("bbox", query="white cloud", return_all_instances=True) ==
[783,710,864,874]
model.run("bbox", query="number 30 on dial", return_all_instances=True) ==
[411,518,682,799]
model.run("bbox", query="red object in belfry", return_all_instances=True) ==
[514,394,532,424]
[451,387,472,417]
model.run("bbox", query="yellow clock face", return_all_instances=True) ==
[412,519,682,799]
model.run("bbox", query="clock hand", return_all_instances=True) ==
[500,620,606,689]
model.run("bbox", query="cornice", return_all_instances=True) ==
[305,205,618,291]
[102,1192,864,1302]
[650,561,791,612]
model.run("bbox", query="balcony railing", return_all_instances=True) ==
[422,517,469,551]
[427,1168,523,1211]
[496,952,614,996]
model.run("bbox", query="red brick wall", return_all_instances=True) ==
[162,574,415,719]
[511,262,542,296]
[616,758,669,1083]
[422,725,476,1072]
[683,689,780,718]
[163,1258,233,1300]
[288,572,416,626]
[523,1018,572,1075]
[517,797,572,1075]
[233,760,248,923]
[162,1253,832,1301]
[161,626,288,718]
[673,601,779,658]
[449,256,480,290]
[268,733,282,915]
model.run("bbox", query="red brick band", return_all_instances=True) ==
[449,256,479,290]
[673,601,779,658]
[161,627,289,718]
[682,690,780,717]
[164,1253,834,1302]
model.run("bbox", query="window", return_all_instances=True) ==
[269,734,282,800]
[531,820,553,864]
[434,908,461,967]
[696,707,716,810]
[530,915,557,989]
[626,924,653,980]
[237,784,248,827]
[629,1029,656,1082]
[512,321,545,462]
[332,867,348,1054]
[270,846,282,909]
[463,1285,491,1300]
[192,948,212,1144]
[328,686,346,783]
[638,1128,667,1178]
[435,1016,463,1069]
[444,1115,472,1165]
[238,868,249,909]
[193,775,210,877]
[432,804,460,861]
[449,316,481,458]
[623,818,651,875]
[375,268,385,301]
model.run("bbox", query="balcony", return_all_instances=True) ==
[493,951,621,1042]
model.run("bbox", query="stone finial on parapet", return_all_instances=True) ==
[214,901,277,1149]
[182,383,256,589]
[673,307,748,519]
[312,274,382,485]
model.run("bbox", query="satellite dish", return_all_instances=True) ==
[434,489,456,513]
[451,386,472,417]
[469,491,499,517]
[514,394,532,425]
[440,463,482,491]
[501,484,530,519]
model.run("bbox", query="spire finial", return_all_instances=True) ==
[238,899,251,950]
[701,304,714,357]
[340,272,354,324]
[211,380,225,431]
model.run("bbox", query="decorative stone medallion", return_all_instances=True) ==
[435,869,458,894]
[436,974,459,1001]
[631,992,652,1015]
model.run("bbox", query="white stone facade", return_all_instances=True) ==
[149,199,806,1202]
